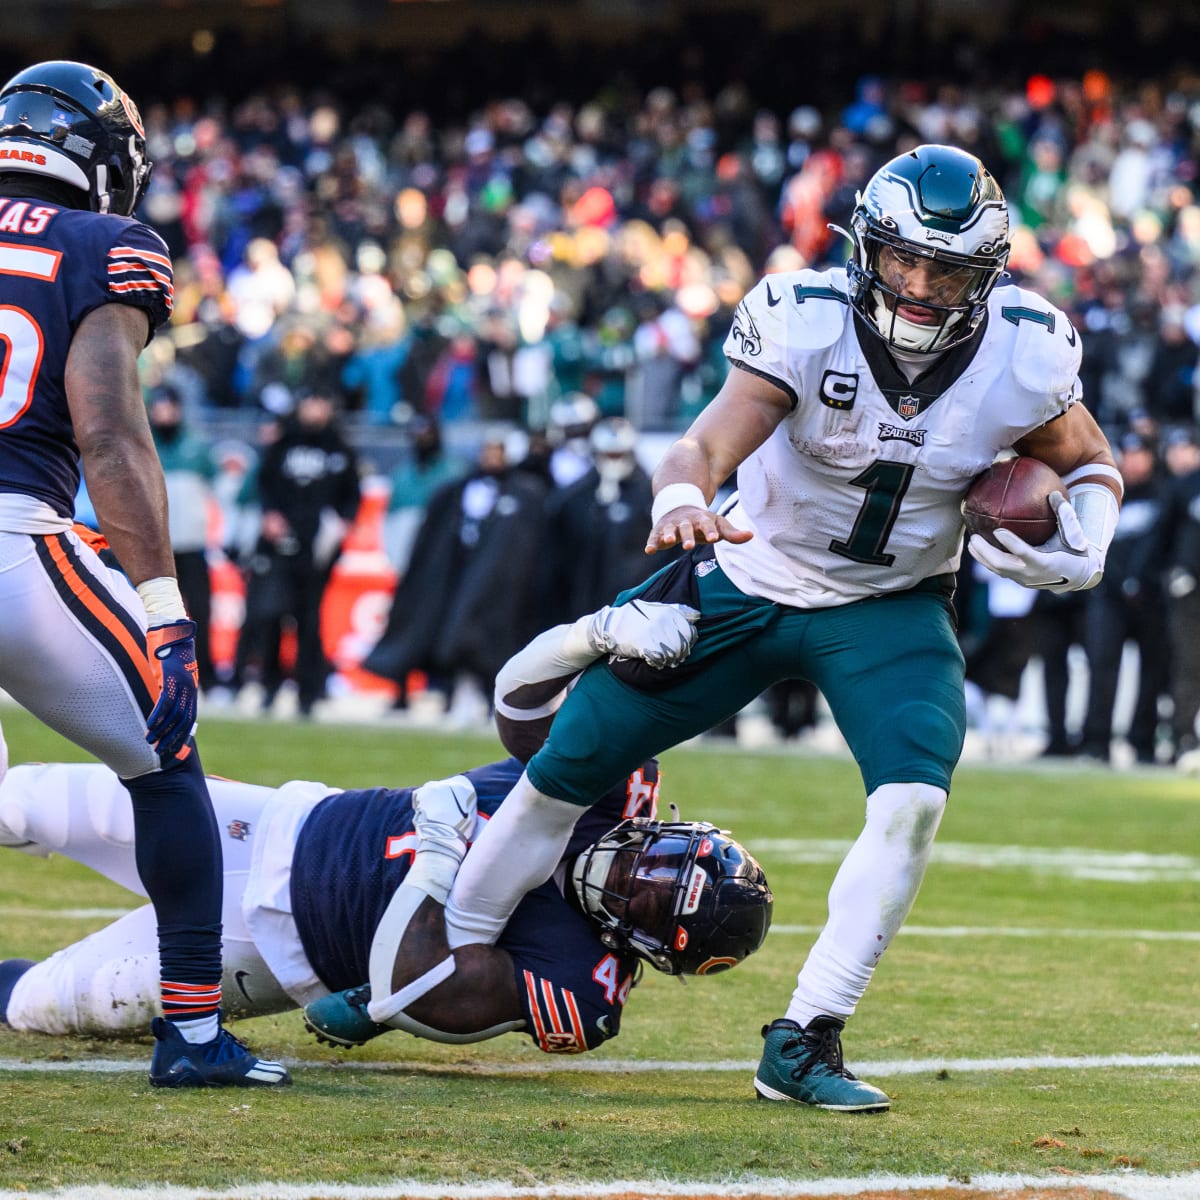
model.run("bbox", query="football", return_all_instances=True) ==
[961,456,1065,548]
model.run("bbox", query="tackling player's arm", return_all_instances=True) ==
[65,303,176,585]
[646,365,791,555]
[381,896,521,1035]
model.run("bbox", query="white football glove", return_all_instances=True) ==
[412,774,479,859]
[585,599,700,668]
[968,491,1104,594]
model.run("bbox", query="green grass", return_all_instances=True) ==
[2,704,1200,1189]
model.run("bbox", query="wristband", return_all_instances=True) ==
[1067,483,1120,554]
[651,483,708,525]
[1062,462,1124,499]
[136,576,188,623]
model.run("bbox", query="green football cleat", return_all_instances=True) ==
[303,984,390,1048]
[753,1016,890,1111]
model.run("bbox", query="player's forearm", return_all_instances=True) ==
[650,436,721,504]
[83,437,177,584]
[382,899,521,1034]
[1015,406,1123,505]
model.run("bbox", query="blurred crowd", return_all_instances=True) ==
[83,38,1200,765]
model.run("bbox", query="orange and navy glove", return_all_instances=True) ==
[145,618,200,757]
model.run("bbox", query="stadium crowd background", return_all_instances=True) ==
[4,3,1200,763]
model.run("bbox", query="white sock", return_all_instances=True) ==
[786,782,946,1027]
[173,1013,220,1044]
[444,773,582,948]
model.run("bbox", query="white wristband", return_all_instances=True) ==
[136,576,187,623]
[1067,483,1120,554]
[651,482,708,525]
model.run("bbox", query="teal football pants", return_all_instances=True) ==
[526,560,966,805]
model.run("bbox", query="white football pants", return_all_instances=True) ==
[0,763,294,1036]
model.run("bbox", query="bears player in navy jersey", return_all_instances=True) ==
[0,61,286,1086]
[440,145,1123,1112]
[0,602,772,1054]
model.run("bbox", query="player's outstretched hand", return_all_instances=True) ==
[968,492,1103,594]
[145,619,200,757]
[587,599,700,669]
[646,504,754,556]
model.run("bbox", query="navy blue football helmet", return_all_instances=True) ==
[0,60,152,216]
[571,819,773,975]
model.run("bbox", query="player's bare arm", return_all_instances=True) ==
[646,365,792,555]
[65,302,176,586]
[1014,403,1122,504]
[386,896,522,1034]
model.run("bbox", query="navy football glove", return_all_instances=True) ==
[145,618,200,758]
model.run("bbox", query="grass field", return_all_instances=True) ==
[1,702,1199,1199]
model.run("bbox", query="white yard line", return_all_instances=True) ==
[772,924,1200,941]
[0,906,134,919]
[4,1050,1200,1077]
[2,1170,1200,1200]
[757,840,1200,883]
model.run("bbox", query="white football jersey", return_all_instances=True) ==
[716,267,1082,607]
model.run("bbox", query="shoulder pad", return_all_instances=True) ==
[739,268,850,354]
[996,285,1082,400]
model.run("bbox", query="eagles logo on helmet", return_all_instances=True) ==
[840,143,1010,355]
[570,818,773,975]
[0,60,152,217]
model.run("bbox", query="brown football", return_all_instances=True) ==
[961,456,1065,548]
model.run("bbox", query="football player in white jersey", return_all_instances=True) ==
[438,145,1122,1112]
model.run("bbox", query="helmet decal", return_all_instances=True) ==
[117,90,144,138]
[681,865,706,914]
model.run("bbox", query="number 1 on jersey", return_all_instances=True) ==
[829,460,915,566]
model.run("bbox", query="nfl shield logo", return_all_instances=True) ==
[227,819,251,841]
[898,394,920,419]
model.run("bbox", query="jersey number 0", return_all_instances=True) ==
[0,244,59,429]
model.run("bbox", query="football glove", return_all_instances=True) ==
[586,599,700,669]
[145,619,200,757]
[412,775,479,849]
[968,491,1104,594]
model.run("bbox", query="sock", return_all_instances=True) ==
[787,782,946,1027]
[123,747,223,1025]
[168,1010,220,1045]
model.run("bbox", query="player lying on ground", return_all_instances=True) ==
[0,602,772,1054]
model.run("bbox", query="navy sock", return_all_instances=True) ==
[124,746,223,1012]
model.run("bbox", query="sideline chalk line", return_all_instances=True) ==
[3,1170,1200,1200]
